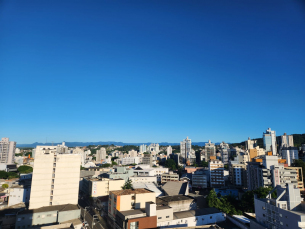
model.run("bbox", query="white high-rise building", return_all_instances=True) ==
[0,137,16,164]
[280,133,294,148]
[219,142,229,164]
[96,147,107,162]
[245,137,257,150]
[29,147,81,209]
[147,143,159,155]
[180,137,191,158]
[139,144,147,153]
[263,128,277,155]
[167,146,172,156]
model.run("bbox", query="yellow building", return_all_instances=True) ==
[89,178,125,197]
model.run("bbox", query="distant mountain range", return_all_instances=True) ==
[17,141,224,148]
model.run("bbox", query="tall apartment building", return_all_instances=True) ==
[96,147,107,162]
[279,133,294,148]
[254,184,305,229]
[121,157,140,165]
[286,167,304,190]
[180,136,191,159]
[209,160,224,188]
[192,170,208,188]
[204,140,215,160]
[272,165,298,188]
[229,161,247,187]
[167,146,172,157]
[245,137,257,150]
[29,148,81,209]
[139,144,147,153]
[281,147,298,166]
[263,128,277,155]
[219,142,229,164]
[0,137,16,164]
[147,143,159,155]
[87,177,125,197]
[128,149,138,158]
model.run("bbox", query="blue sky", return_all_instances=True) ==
[1,0,304,144]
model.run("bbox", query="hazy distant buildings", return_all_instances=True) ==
[29,146,81,209]
[0,137,16,164]
[128,149,138,158]
[263,128,277,155]
[204,140,215,161]
[96,147,107,162]
[147,143,159,155]
[180,136,191,159]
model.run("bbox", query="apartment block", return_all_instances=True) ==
[263,128,277,155]
[205,140,216,160]
[192,170,208,189]
[229,161,247,187]
[87,177,125,197]
[180,137,191,159]
[286,167,304,190]
[160,172,179,183]
[0,137,16,164]
[121,157,140,165]
[281,147,298,166]
[254,184,305,229]
[96,147,107,162]
[219,142,229,164]
[142,154,153,166]
[29,150,81,209]
[209,160,224,188]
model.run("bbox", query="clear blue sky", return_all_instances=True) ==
[1,0,304,144]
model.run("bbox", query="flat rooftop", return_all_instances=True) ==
[20,204,79,214]
[119,209,146,216]
[111,188,153,196]
[157,195,194,203]
[173,208,221,219]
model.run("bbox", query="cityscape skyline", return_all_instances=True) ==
[1,0,304,144]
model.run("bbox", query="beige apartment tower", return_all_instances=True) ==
[29,149,81,209]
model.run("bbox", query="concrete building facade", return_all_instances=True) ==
[29,150,81,209]
[204,140,216,160]
[209,160,224,188]
[0,137,16,164]
[263,128,277,155]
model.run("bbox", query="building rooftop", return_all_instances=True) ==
[173,208,221,219]
[162,181,188,196]
[19,204,79,214]
[111,188,153,196]
[118,209,146,216]
[156,205,172,210]
[157,195,194,205]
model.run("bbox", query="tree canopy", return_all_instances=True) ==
[164,159,177,170]
[18,165,33,174]
[122,178,133,190]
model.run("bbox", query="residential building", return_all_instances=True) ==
[100,166,134,181]
[121,157,140,165]
[271,165,298,188]
[248,147,265,162]
[85,177,125,197]
[8,184,31,207]
[204,140,216,160]
[134,165,168,182]
[219,142,229,164]
[157,208,225,228]
[139,144,147,153]
[96,147,107,162]
[245,137,257,150]
[29,149,81,209]
[229,161,247,187]
[142,154,153,167]
[130,176,157,184]
[281,147,298,166]
[147,143,160,155]
[15,204,81,229]
[161,172,179,183]
[247,161,271,191]
[254,183,305,229]
[0,137,16,164]
[128,149,138,158]
[167,146,172,157]
[180,137,191,159]
[209,160,224,188]
[132,182,163,197]
[192,170,208,189]
[279,133,294,148]
[286,167,304,190]
[263,128,277,155]
[108,189,156,227]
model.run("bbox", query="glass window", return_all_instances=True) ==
[130,221,139,229]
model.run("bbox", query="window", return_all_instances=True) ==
[166,216,169,218]
[262,206,266,210]
[130,221,139,229]
[158,217,162,219]
[47,214,52,217]
[210,216,212,219]
[37,215,40,218]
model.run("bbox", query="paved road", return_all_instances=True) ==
[79,198,104,229]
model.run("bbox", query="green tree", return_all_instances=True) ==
[112,161,118,166]
[0,171,8,179]
[122,178,133,190]
[100,163,111,168]
[201,161,209,167]
[2,184,9,189]
[164,159,177,170]
[17,165,33,174]
[7,172,19,179]
[207,190,221,208]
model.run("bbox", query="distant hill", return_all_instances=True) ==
[17,141,224,148]
[230,134,305,149]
